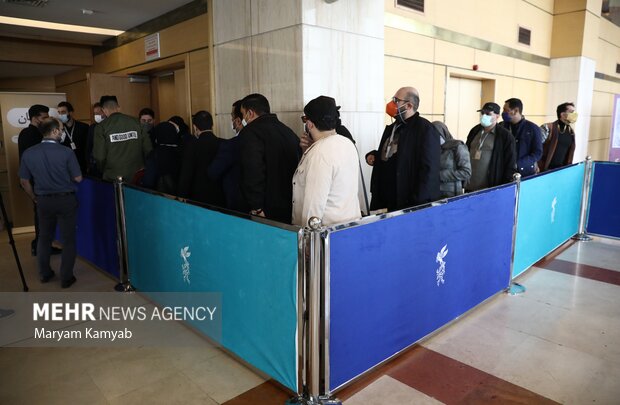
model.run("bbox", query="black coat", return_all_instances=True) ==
[466,124,517,187]
[60,120,89,173]
[18,124,42,160]
[238,114,301,223]
[177,131,225,206]
[208,136,247,213]
[369,112,441,211]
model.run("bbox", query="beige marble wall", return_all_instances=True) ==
[212,0,385,205]
[212,0,303,139]
[301,0,385,208]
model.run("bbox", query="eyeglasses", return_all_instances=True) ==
[300,115,308,123]
[392,96,410,104]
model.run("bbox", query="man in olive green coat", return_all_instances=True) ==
[93,96,152,182]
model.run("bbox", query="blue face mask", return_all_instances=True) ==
[502,111,512,123]
[480,114,494,128]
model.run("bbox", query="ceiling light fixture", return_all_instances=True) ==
[81,9,94,15]
[0,15,123,36]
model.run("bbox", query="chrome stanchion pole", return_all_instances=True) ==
[287,217,341,405]
[507,173,526,295]
[572,157,593,242]
[307,216,322,403]
[113,177,134,292]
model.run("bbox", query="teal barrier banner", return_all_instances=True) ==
[513,164,584,277]
[123,187,299,392]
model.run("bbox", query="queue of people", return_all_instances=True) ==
[16,89,579,287]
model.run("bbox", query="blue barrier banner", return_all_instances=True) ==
[123,187,299,392]
[587,162,620,238]
[328,185,515,391]
[513,164,583,277]
[72,178,119,278]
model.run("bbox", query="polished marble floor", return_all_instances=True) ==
[1,231,619,404]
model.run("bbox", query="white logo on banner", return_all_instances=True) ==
[435,244,448,286]
[180,246,191,285]
[551,196,557,223]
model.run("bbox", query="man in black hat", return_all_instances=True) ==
[238,93,301,223]
[292,96,361,226]
[465,102,517,191]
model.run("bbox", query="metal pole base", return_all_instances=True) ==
[571,233,593,242]
[114,282,135,292]
[285,396,342,405]
[506,282,526,295]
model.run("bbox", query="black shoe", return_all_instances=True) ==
[40,270,55,283]
[61,276,76,289]
[51,246,62,255]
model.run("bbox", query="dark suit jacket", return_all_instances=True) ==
[18,124,42,160]
[208,135,247,213]
[238,114,301,223]
[177,131,225,206]
[60,120,89,173]
[369,112,441,211]
[502,118,542,176]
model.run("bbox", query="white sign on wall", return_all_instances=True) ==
[145,33,160,61]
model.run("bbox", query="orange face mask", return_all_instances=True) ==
[385,101,398,117]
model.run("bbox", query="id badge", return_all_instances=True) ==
[474,150,481,160]
[70,142,76,150]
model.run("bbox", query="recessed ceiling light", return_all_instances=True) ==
[0,15,123,36]
[81,9,94,15]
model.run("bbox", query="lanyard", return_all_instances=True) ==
[478,129,491,150]
[63,124,75,143]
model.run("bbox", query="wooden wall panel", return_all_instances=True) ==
[0,38,92,66]
[0,76,56,92]
[189,48,212,113]
[87,73,150,119]
[56,80,91,122]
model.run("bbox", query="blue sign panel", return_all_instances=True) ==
[123,187,299,392]
[513,164,583,277]
[72,178,119,278]
[588,162,620,238]
[328,185,516,391]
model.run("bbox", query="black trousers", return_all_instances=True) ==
[36,194,78,281]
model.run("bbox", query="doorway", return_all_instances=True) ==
[150,68,188,124]
[445,76,483,141]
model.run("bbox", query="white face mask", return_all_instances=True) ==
[94,114,103,123]
[480,114,494,128]
[59,114,69,123]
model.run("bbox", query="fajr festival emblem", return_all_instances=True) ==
[436,244,448,286]
[180,246,191,285]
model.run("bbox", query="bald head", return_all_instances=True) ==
[393,87,420,120]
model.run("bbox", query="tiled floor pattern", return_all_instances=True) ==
[1,232,619,404]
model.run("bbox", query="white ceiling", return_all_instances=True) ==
[0,0,195,79]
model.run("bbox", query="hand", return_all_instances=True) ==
[250,209,266,218]
[366,154,375,166]
[300,133,313,152]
